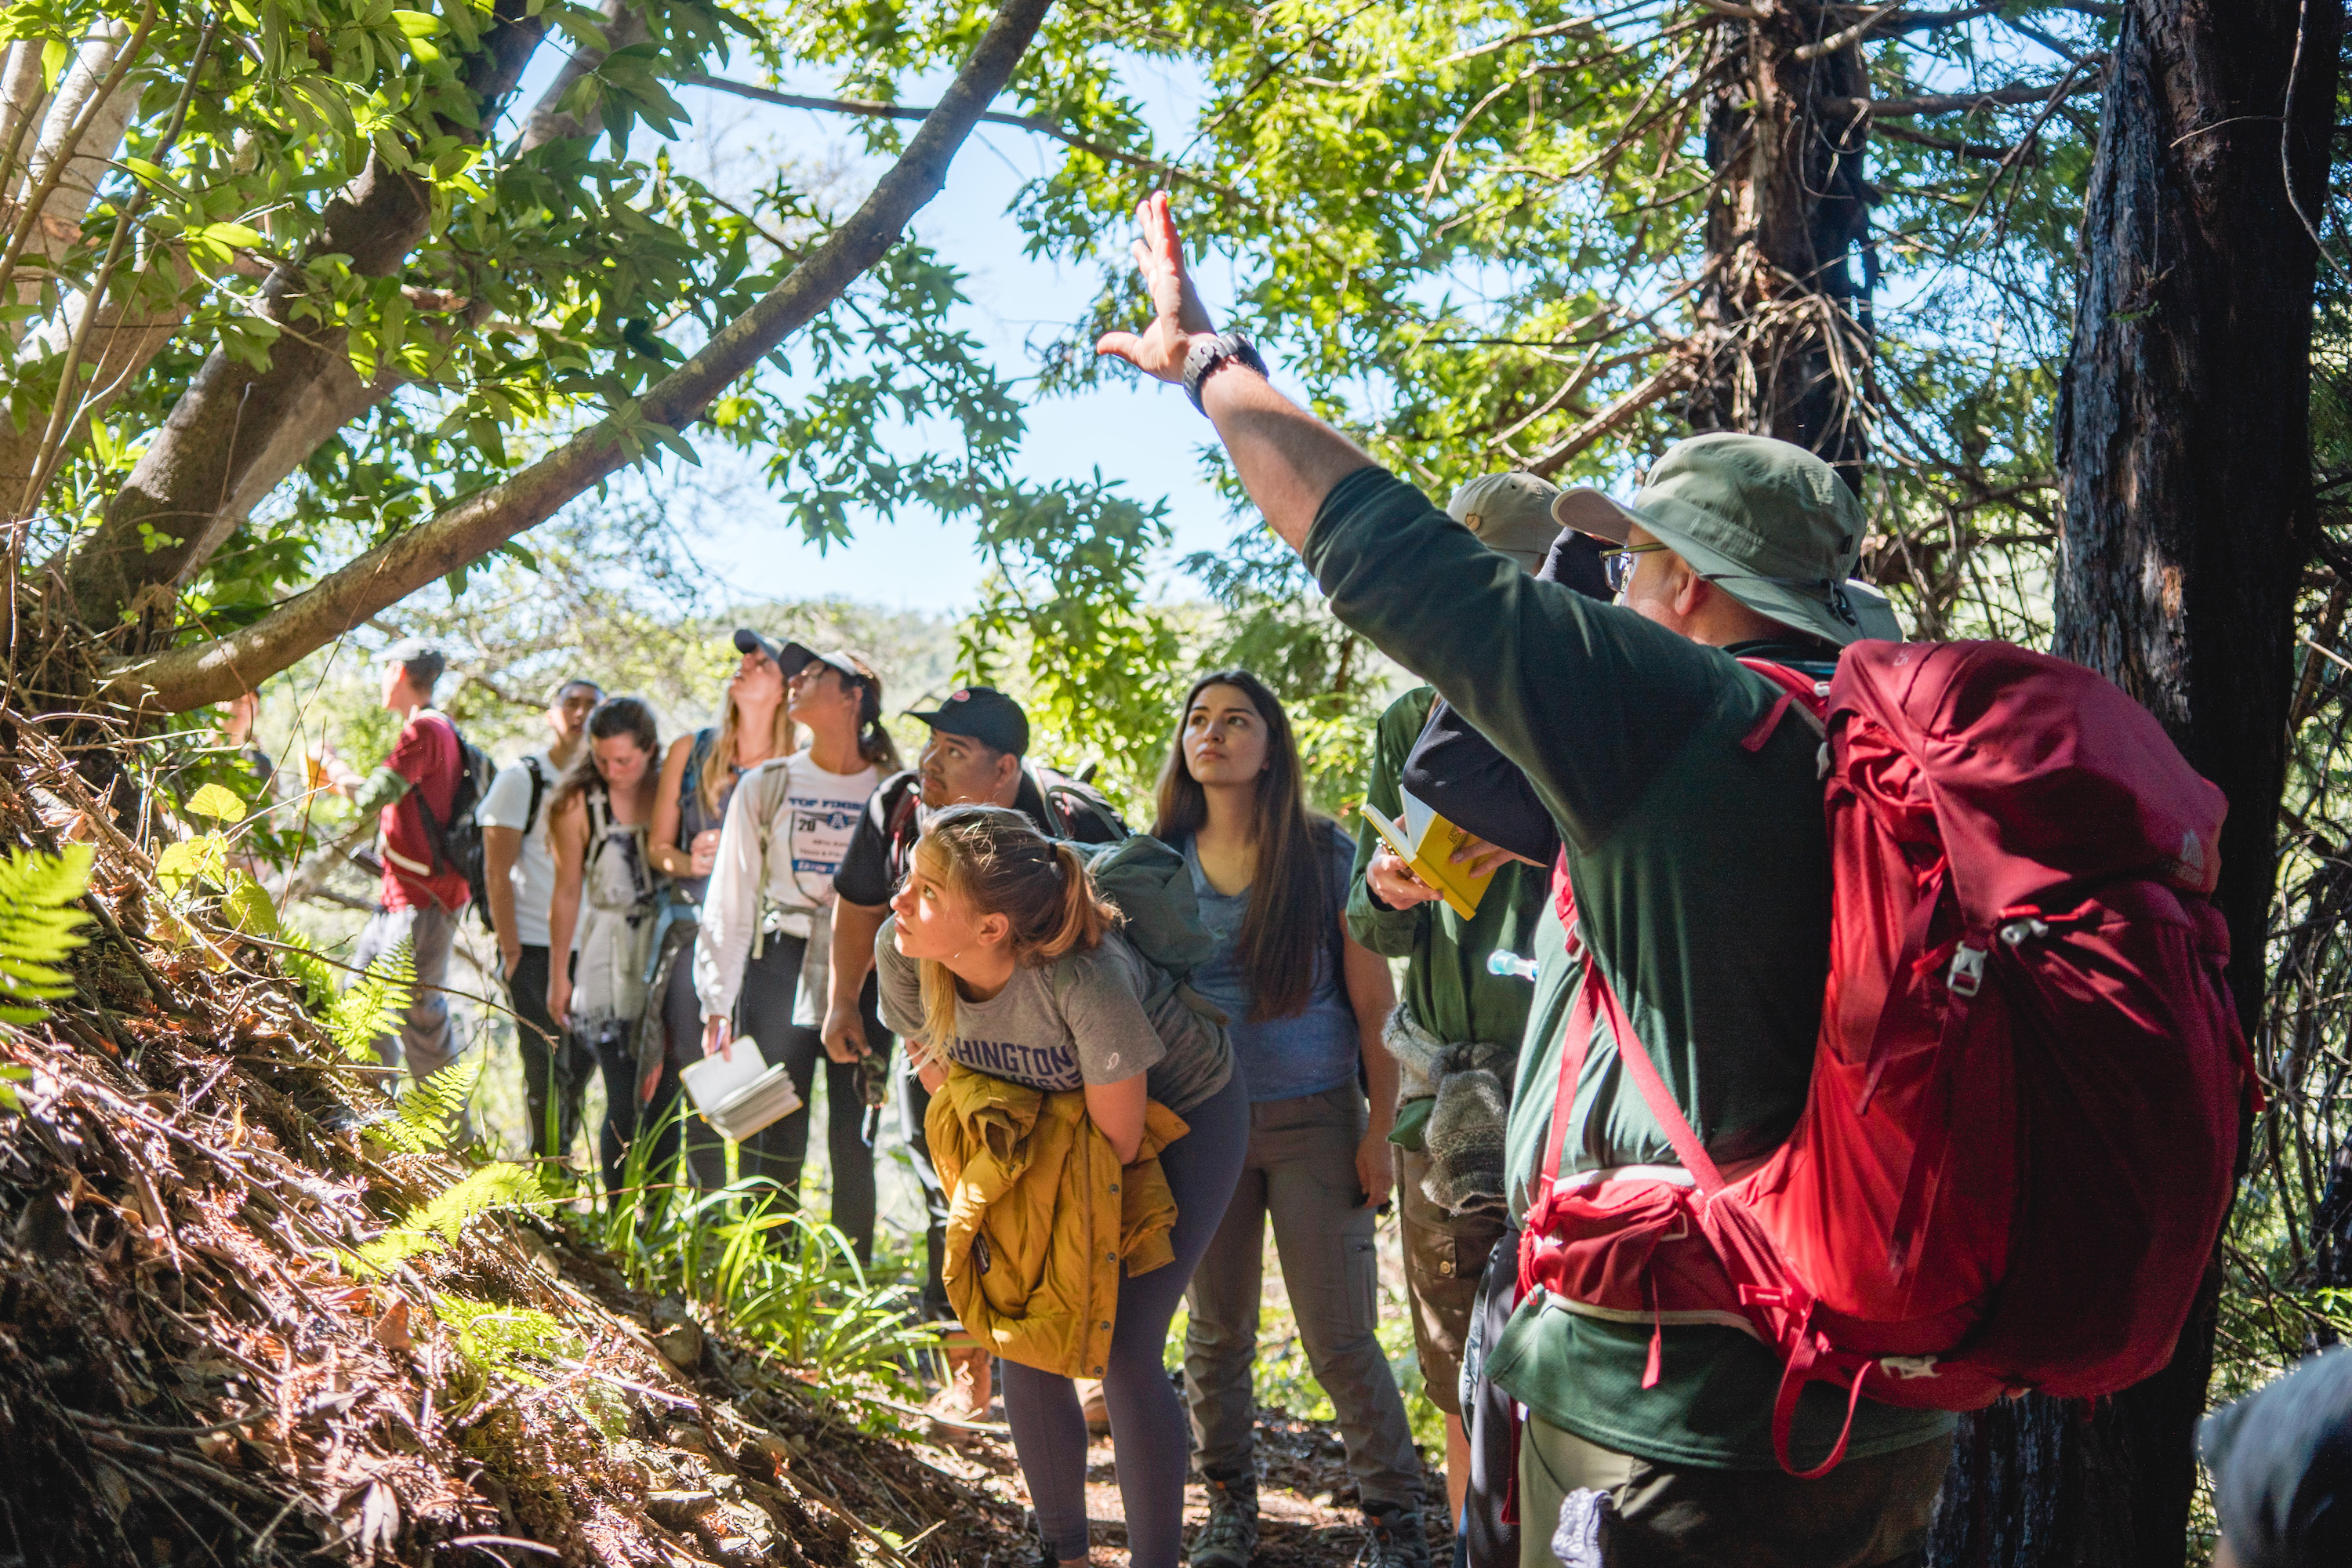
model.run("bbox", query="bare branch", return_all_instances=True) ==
[679,71,1251,207]
[1524,351,1697,477]
[107,0,1062,714]
[1817,68,2107,118]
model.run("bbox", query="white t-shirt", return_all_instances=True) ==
[694,749,880,1021]
[477,749,562,949]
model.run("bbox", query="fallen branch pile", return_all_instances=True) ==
[0,722,1029,1567]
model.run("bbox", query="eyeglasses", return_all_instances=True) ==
[1601,542,1672,594]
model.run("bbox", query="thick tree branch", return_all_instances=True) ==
[1817,70,2107,119]
[54,1,548,632]
[516,0,648,153]
[107,0,1059,715]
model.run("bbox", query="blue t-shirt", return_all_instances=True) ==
[1181,821,1360,1102]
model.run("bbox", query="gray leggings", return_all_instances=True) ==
[999,1073,1249,1568]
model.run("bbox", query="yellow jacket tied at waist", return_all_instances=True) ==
[925,1065,1189,1379]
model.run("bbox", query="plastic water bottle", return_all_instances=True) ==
[1486,949,1538,983]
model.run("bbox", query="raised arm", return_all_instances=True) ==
[1095,191,1370,548]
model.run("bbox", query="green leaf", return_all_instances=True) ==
[183,782,249,823]
[154,833,229,894]
[392,9,442,38]
[325,942,413,1062]
[220,873,278,939]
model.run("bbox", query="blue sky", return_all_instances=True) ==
[655,71,1246,613]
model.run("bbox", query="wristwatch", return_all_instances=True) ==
[1182,331,1268,413]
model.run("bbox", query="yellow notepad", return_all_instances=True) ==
[1359,789,1496,920]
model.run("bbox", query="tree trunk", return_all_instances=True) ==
[53,0,550,641]
[1686,5,1875,485]
[1929,4,2342,1566]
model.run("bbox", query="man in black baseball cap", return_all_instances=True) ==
[819,681,1120,1432]
[903,684,1030,761]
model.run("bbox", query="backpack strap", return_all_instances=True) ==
[521,754,549,838]
[884,774,924,884]
[1545,867,1726,1196]
[1734,659,1831,753]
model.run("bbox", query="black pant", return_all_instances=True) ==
[661,929,889,1263]
[589,1021,681,1195]
[508,946,593,1161]
[896,1053,951,1321]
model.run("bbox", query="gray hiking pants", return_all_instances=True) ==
[353,900,461,1083]
[1183,1083,1425,1508]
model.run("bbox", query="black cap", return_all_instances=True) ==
[906,686,1028,757]
[732,626,806,676]
[734,630,878,723]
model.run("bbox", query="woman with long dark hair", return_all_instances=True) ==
[1152,669,1429,1568]
[545,696,666,1194]
[694,644,901,1255]
[876,805,1243,1568]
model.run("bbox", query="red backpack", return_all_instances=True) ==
[1517,640,2254,1475]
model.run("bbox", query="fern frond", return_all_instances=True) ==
[351,1162,550,1274]
[328,941,414,1064]
[365,1053,481,1154]
[0,845,93,1025]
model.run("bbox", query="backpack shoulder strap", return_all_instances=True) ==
[1541,862,1725,1196]
[1734,658,1831,753]
[521,754,549,837]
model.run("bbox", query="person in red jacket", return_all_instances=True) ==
[324,641,474,1091]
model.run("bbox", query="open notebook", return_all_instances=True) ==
[1359,788,1497,920]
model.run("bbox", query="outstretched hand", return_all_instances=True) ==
[1094,191,1217,383]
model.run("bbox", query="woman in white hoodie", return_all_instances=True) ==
[694,637,899,1258]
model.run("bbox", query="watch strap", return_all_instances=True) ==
[1182,331,1268,412]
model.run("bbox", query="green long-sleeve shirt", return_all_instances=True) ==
[1305,466,1951,1472]
[1345,685,1544,1054]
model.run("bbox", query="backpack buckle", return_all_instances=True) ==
[1947,943,1987,997]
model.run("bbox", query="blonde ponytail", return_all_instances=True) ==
[907,808,1123,1051]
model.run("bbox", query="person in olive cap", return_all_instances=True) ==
[2202,1347,2352,1568]
[1097,193,1938,1568]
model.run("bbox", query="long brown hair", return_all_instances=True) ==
[1150,669,1332,1021]
[911,805,1120,1051]
[550,697,660,824]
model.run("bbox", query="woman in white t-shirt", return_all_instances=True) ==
[693,646,898,1256]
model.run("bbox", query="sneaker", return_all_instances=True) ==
[1357,1501,1430,1568]
[1189,1471,1258,1568]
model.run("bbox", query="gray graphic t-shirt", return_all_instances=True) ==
[875,918,1230,1116]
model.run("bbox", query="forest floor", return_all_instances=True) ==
[915,1392,1454,1567]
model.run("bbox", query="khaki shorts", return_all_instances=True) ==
[1397,1145,1507,1416]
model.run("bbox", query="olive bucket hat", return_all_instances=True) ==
[1550,432,1901,646]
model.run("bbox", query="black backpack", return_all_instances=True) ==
[408,714,498,927]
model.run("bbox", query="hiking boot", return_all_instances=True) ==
[924,1344,993,1439]
[1189,1471,1258,1568]
[1356,1501,1430,1568]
